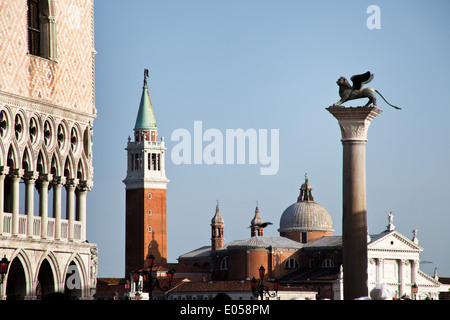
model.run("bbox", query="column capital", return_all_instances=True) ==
[37,173,53,184]
[9,168,24,178]
[0,166,10,176]
[77,180,92,192]
[51,176,66,186]
[23,171,39,181]
[326,106,382,141]
[65,178,79,188]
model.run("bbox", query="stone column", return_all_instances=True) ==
[38,174,52,239]
[24,172,38,237]
[66,179,78,241]
[0,167,9,235]
[52,177,65,240]
[76,182,89,242]
[327,106,382,300]
[376,258,382,284]
[398,259,405,298]
[9,169,23,236]
[411,260,419,298]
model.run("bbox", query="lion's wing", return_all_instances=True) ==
[350,71,374,90]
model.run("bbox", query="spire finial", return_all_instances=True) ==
[144,69,149,87]
[305,172,308,182]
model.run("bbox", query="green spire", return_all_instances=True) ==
[134,69,157,130]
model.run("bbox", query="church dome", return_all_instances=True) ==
[279,175,333,233]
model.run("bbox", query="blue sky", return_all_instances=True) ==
[89,0,450,277]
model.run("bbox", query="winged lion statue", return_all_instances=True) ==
[333,71,401,110]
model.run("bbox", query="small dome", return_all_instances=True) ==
[250,204,263,227]
[279,175,333,233]
[211,201,224,226]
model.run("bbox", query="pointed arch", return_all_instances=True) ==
[22,147,33,172]
[76,158,86,181]
[6,249,33,299]
[63,156,74,179]
[7,144,19,169]
[36,251,61,294]
[63,253,88,299]
[50,153,61,177]
[36,150,47,175]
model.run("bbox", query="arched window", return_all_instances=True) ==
[322,258,334,268]
[220,256,228,270]
[27,0,56,59]
[284,258,299,269]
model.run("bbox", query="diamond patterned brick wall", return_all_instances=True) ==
[0,0,96,115]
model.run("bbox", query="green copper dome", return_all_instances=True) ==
[134,71,157,130]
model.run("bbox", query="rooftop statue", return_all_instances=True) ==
[333,71,401,110]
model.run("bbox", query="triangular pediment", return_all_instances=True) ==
[368,231,423,252]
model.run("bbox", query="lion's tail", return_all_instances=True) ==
[375,90,402,110]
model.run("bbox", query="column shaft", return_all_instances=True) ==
[342,140,368,298]
[39,179,49,239]
[0,168,7,235]
[76,188,88,241]
[25,177,36,237]
[66,183,76,241]
[52,181,63,240]
[10,174,20,236]
[327,106,382,300]
[398,259,405,298]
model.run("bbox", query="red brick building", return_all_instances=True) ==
[123,70,169,277]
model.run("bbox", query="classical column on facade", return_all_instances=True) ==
[411,259,419,296]
[9,168,23,236]
[37,173,52,239]
[327,106,382,300]
[51,176,65,240]
[23,171,38,237]
[76,181,90,242]
[65,178,78,241]
[398,259,405,298]
[375,258,383,284]
[0,166,9,236]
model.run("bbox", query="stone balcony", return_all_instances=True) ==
[1,212,83,241]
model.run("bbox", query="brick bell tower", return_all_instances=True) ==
[124,70,169,277]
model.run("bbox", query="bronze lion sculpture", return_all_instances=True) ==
[333,71,401,110]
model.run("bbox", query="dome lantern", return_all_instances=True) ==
[279,175,334,243]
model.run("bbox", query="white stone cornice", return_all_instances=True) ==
[0,92,96,122]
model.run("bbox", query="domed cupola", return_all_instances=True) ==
[250,203,268,237]
[278,174,334,243]
[211,201,224,250]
